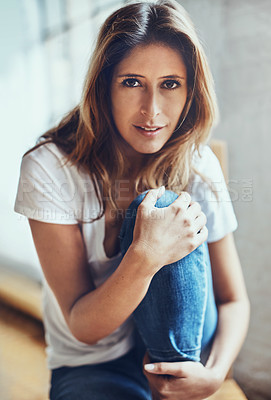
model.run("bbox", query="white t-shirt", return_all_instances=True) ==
[14,142,237,369]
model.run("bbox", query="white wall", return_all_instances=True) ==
[180,1,271,399]
[0,0,123,278]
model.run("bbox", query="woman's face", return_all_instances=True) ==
[110,43,188,157]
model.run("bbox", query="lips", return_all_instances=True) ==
[133,124,165,137]
[134,125,164,131]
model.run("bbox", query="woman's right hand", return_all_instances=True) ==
[131,187,208,276]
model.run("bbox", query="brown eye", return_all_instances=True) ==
[162,80,181,90]
[121,78,141,87]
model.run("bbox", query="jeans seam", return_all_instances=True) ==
[147,347,201,353]
[148,350,200,362]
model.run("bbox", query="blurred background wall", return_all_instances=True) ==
[0,0,125,279]
[180,2,271,399]
[0,1,270,399]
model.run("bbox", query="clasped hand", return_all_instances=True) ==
[132,187,208,275]
[143,353,222,400]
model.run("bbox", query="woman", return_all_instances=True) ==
[14,1,250,399]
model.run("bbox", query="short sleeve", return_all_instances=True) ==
[14,143,83,224]
[189,146,238,243]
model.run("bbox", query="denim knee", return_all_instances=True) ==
[118,190,218,362]
[128,189,178,210]
[119,190,179,256]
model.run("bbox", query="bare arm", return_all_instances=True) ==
[28,219,153,344]
[28,188,207,345]
[205,233,250,379]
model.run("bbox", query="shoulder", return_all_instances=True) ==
[189,145,227,200]
[21,142,90,185]
[189,145,238,242]
[192,145,222,180]
[15,142,97,224]
[22,142,70,172]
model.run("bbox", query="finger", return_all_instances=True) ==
[194,212,207,233]
[144,362,185,377]
[141,186,165,209]
[196,225,208,243]
[186,201,201,218]
[169,191,191,212]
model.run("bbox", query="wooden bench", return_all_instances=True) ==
[0,140,247,399]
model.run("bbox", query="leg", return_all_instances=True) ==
[119,190,218,363]
[50,348,151,400]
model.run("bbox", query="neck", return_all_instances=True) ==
[124,154,146,179]
[117,142,146,179]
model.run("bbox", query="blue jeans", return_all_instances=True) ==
[50,190,217,400]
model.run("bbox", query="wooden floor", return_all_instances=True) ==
[0,301,247,400]
[0,302,49,400]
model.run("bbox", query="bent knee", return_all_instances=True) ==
[129,189,178,211]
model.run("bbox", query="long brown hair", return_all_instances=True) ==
[26,0,218,221]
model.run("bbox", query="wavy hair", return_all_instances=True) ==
[27,0,218,221]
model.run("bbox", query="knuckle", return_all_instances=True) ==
[188,241,195,253]
[183,217,191,227]
[156,364,164,374]
[186,226,194,237]
[171,203,180,213]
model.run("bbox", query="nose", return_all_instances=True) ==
[140,89,161,118]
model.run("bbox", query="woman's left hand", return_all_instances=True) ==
[143,354,223,400]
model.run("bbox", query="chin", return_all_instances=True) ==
[133,146,162,154]
[141,143,166,154]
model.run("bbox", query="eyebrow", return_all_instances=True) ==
[117,74,186,80]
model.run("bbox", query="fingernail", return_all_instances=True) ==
[144,364,155,371]
[159,186,165,195]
